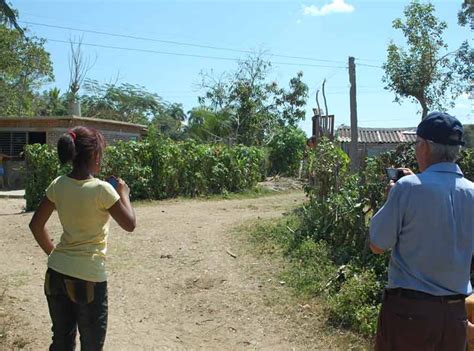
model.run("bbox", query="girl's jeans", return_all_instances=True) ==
[44,268,108,351]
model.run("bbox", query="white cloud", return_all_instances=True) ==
[303,0,355,17]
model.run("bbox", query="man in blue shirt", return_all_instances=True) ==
[370,112,474,351]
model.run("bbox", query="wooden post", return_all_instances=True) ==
[322,79,329,134]
[349,56,359,171]
[312,114,318,137]
[330,114,335,140]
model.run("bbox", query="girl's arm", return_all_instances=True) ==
[29,197,56,255]
[108,179,136,232]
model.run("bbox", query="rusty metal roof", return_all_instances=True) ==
[336,126,417,144]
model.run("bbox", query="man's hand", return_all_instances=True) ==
[385,168,414,197]
[399,167,415,176]
[385,180,396,197]
[369,243,385,254]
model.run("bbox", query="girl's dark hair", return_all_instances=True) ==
[57,126,106,166]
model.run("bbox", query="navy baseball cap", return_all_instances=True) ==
[416,112,465,146]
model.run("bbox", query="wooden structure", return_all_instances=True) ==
[311,109,335,142]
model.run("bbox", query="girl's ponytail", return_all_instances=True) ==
[57,131,77,165]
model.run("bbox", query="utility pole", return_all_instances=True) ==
[348,56,359,172]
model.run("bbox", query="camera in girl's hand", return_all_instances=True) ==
[106,176,118,189]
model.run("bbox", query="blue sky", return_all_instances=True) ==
[13,0,472,135]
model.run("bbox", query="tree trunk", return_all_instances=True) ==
[416,95,429,120]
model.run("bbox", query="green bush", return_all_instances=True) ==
[267,126,306,176]
[304,137,350,199]
[25,137,266,210]
[327,269,382,336]
[248,140,474,338]
[24,144,70,211]
[284,238,337,296]
[277,140,474,338]
[459,147,474,181]
[101,140,153,200]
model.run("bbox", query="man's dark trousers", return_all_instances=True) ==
[375,289,467,351]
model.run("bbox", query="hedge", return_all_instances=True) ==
[25,137,266,211]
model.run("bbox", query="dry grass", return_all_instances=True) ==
[233,219,372,350]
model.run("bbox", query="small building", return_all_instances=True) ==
[336,126,417,157]
[0,116,148,189]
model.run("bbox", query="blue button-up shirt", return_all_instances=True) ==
[370,162,474,296]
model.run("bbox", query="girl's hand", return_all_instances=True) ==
[108,179,136,232]
[29,197,56,255]
[115,178,130,198]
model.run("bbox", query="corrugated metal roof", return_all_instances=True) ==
[336,126,417,144]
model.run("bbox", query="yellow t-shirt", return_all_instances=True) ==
[46,175,120,282]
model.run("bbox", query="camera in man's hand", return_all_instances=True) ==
[386,168,405,182]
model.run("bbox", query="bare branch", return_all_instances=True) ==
[68,36,95,99]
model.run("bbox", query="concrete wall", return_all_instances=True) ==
[0,117,146,147]
[46,129,139,146]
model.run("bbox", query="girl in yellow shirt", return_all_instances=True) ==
[29,126,136,350]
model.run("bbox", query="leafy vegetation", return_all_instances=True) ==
[197,55,309,146]
[0,0,23,34]
[0,24,53,116]
[383,0,472,119]
[250,139,474,337]
[24,144,69,211]
[267,126,307,176]
[24,134,266,211]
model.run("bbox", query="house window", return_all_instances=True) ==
[28,132,47,145]
[0,131,46,156]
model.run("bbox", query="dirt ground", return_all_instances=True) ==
[0,191,359,350]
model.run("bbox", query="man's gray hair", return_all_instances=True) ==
[427,141,462,162]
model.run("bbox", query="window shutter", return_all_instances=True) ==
[0,132,27,156]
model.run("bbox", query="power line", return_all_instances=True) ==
[45,38,347,69]
[354,57,383,63]
[356,62,383,69]
[327,91,386,95]
[21,20,348,65]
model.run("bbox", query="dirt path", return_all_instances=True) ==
[1,191,355,350]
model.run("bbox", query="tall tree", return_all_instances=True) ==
[0,0,23,35]
[0,24,53,116]
[198,54,308,146]
[383,1,472,120]
[35,88,68,116]
[81,80,163,125]
[151,102,186,139]
[458,0,473,30]
[185,107,232,143]
[270,71,309,127]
